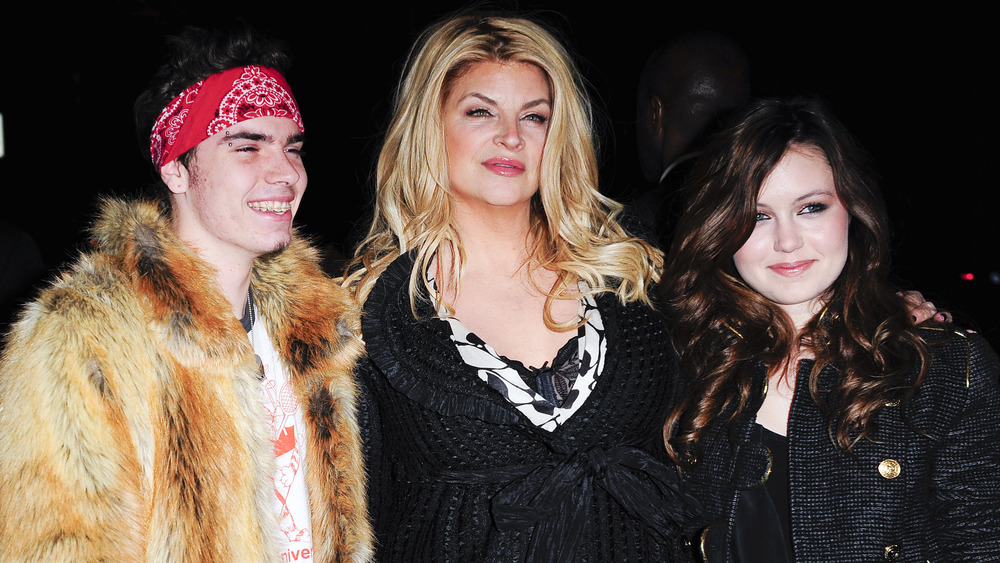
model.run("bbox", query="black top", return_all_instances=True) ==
[731,424,793,562]
[505,329,580,406]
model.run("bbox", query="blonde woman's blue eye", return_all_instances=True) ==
[524,113,548,123]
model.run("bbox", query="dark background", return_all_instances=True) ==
[1,1,996,347]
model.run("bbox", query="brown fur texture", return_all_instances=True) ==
[0,199,372,562]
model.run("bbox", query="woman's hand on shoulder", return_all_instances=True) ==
[898,290,952,324]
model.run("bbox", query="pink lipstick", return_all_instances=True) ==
[768,260,816,277]
[482,157,525,177]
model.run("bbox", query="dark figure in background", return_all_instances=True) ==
[632,33,750,244]
[0,26,371,561]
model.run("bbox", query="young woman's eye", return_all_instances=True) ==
[801,202,829,214]
[754,212,770,222]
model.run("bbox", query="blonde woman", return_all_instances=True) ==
[347,13,701,563]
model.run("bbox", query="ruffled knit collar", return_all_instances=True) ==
[361,253,624,431]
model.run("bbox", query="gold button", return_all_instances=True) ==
[879,459,901,479]
[883,544,900,560]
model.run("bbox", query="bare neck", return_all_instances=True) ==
[438,205,580,368]
[214,260,254,319]
[451,205,533,273]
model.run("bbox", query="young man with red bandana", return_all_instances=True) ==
[0,26,372,562]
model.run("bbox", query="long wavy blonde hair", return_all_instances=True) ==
[345,14,662,327]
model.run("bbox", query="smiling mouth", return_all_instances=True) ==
[768,260,816,276]
[248,201,292,215]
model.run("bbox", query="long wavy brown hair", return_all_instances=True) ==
[662,98,931,462]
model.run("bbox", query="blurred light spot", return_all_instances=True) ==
[961,272,975,281]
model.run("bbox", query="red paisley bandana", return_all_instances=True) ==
[150,65,303,168]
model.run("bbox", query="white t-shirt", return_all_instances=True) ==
[250,312,314,561]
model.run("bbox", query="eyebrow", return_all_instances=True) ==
[220,131,269,144]
[465,93,498,106]
[757,189,836,208]
[793,189,836,204]
[522,98,551,110]
[218,131,305,145]
[464,92,551,110]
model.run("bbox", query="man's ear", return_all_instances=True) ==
[160,159,190,195]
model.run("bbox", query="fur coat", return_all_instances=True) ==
[0,199,372,562]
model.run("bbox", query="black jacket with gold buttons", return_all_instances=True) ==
[684,328,1000,562]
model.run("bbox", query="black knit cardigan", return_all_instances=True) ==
[357,254,704,562]
[684,328,1000,563]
